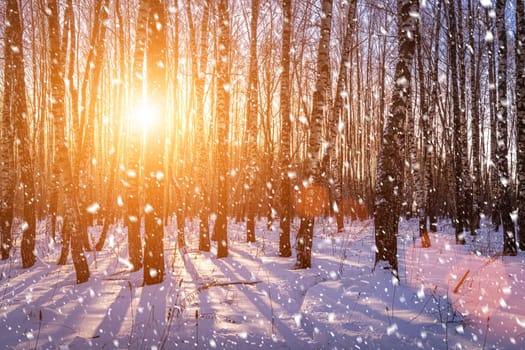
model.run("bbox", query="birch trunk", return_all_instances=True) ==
[143,0,167,285]
[295,0,333,269]
[457,0,474,237]
[447,0,466,244]
[194,0,212,252]
[516,0,525,249]
[76,0,110,252]
[329,0,357,233]
[374,0,419,273]
[244,0,259,243]
[485,9,500,229]
[127,0,148,271]
[0,0,17,261]
[495,0,517,256]
[48,0,90,283]
[468,0,481,234]
[278,0,293,257]
[216,0,232,259]
[6,0,38,268]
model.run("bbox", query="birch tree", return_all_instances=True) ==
[76,0,110,252]
[295,0,333,269]
[329,0,358,233]
[374,0,419,274]
[95,0,126,251]
[6,0,38,268]
[456,0,473,237]
[194,0,212,252]
[215,0,232,259]
[415,1,441,239]
[468,0,482,234]
[485,8,500,229]
[0,0,35,264]
[48,0,90,283]
[244,0,260,243]
[127,0,148,271]
[495,0,517,256]
[415,7,426,237]
[427,1,441,233]
[142,0,168,285]
[278,0,293,258]
[0,0,17,260]
[447,0,467,244]
[516,0,525,249]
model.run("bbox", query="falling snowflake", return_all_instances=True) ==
[87,203,100,214]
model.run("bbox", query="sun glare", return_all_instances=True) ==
[130,98,160,129]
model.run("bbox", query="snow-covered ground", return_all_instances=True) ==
[1,216,524,349]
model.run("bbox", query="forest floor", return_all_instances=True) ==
[1,215,524,349]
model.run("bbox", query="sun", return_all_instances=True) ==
[130,97,160,130]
